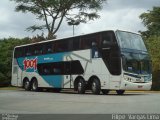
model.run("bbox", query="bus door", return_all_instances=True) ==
[108,53,122,89]
[12,59,22,87]
[101,40,121,89]
[63,62,73,88]
[63,74,73,88]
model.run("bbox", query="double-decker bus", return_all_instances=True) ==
[11,30,152,95]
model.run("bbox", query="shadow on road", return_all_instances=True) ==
[17,88,150,96]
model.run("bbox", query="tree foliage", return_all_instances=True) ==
[144,36,160,90]
[140,7,160,38]
[11,0,106,39]
[140,7,160,90]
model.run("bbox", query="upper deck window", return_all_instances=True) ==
[116,31,147,51]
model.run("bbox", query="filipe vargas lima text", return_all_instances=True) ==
[112,114,159,120]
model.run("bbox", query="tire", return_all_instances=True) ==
[102,89,110,95]
[116,90,125,95]
[23,79,31,91]
[31,79,39,92]
[77,78,86,94]
[91,78,101,95]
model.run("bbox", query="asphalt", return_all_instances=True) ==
[0,89,160,114]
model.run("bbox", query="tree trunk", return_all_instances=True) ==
[48,32,56,40]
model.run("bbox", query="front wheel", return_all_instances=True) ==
[116,90,125,95]
[91,78,101,95]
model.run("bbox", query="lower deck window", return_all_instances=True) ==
[37,60,84,75]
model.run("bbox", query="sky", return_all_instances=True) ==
[0,0,160,39]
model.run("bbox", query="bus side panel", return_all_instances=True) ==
[11,58,23,87]
[16,52,71,88]
[62,50,91,88]
[65,50,111,89]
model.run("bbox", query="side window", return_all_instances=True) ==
[101,31,121,75]
[52,62,64,75]
[25,46,33,56]
[54,41,60,52]
[71,61,84,74]
[64,62,71,75]
[38,64,51,75]
[14,47,22,58]
[110,51,121,75]
[81,37,91,49]
[33,44,43,55]
[73,38,80,51]
[44,42,53,54]
[68,39,73,51]
[101,31,116,47]
[54,40,69,53]
[37,61,84,75]
[81,35,99,50]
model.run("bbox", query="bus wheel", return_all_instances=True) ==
[116,90,125,95]
[102,89,110,95]
[31,79,39,92]
[77,78,86,94]
[91,78,101,95]
[23,79,31,91]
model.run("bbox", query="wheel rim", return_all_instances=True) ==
[24,81,29,89]
[78,82,82,92]
[32,81,37,90]
[92,82,96,92]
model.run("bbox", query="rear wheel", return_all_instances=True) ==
[91,78,101,95]
[23,79,31,91]
[31,79,39,91]
[116,90,125,95]
[77,78,86,94]
[102,89,110,95]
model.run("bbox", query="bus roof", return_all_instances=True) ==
[14,29,139,48]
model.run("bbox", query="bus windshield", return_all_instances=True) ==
[116,31,151,75]
[116,31,147,51]
[122,53,151,74]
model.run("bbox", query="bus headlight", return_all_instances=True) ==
[124,76,134,82]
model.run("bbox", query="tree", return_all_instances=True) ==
[145,36,160,90]
[11,0,106,39]
[140,7,160,90]
[140,7,160,38]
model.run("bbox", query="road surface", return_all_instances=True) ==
[0,89,160,114]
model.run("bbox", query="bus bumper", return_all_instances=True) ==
[120,81,152,90]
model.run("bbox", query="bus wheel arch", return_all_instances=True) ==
[89,76,101,95]
[74,76,86,94]
[31,77,39,91]
[23,77,31,91]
